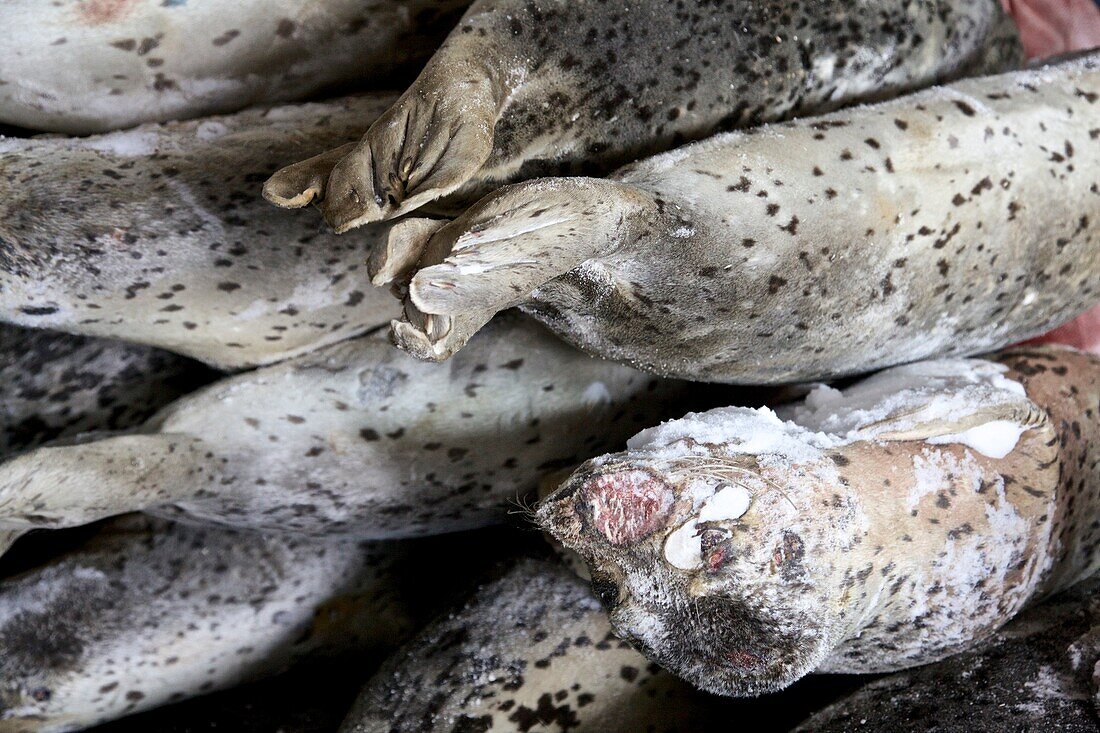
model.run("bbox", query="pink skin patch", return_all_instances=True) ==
[583,470,674,546]
[76,0,138,26]
[726,649,765,670]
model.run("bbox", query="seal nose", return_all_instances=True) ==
[579,469,674,547]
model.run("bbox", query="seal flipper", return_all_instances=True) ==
[262,142,356,209]
[391,177,655,361]
[860,400,1048,445]
[0,434,210,546]
[317,54,502,233]
[367,217,449,287]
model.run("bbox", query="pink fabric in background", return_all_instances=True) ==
[1002,0,1100,354]
[1002,0,1100,58]
[1028,305,1100,354]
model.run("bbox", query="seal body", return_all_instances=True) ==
[263,0,1022,231]
[0,516,420,733]
[341,558,733,733]
[0,315,691,545]
[387,54,1100,384]
[0,325,211,457]
[539,345,1100,696]
[0,95,401,369]
[793,577,1100,732]
[0,0,469,133]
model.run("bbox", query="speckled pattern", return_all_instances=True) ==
[0,0,469,133]
[341,558,736,733]
[0,516,417,733]
[387,54,1100,384]
[793,577,1100,732]
[0,315,692,544]
[0,324,212,458]
[265,0,1022,232]
[0,95,403,369]
[539,345,1100,696]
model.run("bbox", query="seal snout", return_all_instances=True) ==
[573,469,675,547]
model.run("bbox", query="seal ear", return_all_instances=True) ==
[389,177,655,361]
[0,434,210,553]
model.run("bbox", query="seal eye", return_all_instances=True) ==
[590,572,621,609]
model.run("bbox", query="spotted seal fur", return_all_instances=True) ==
[0,325,212,458]
[0,315,691,553]
[0,0,469,134]
[0,95,403,369]
[793,577,1100,732]
[0,515,437,733]
[264,0,1022,231]
[383,53,1100,384]
[340,558,734,733]
[538,345,1100,696]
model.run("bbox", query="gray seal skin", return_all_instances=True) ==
[264,0,1023,233]
[0,94,403,370]
[538,345,1100,697]
[0,315,691,553]
[0,515,428,733]
[0,324,213,458]
[382,53,1100,385]
[792,577,1100,732]
[341,558,734,733]
[0,0,470,134]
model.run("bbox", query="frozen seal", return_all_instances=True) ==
[383,53,1100,384]
[792,577,1100,732]
[0,95,402,369]
[0,515,466,733]
[0,0,469,134]
[0,315,691,553]
[264,0,1023,232]
[538,345,1100,696]
[0,325,212,458]
[340,558,734,733]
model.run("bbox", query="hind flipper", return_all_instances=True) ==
[389,177,654,361]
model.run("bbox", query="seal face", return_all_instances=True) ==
[539,347,1100,696]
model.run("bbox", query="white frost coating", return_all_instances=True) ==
[663,484,752,570]
[629,358,1033,464]
[76,129,162,157]
[583,382,612,407]
[927,421,1029,460]
[195,121,230,141]
[665,520,705,570]
[909,449,981,512]
[627,406,837,464]
[785,358,1033,458]
[699,484,752,522]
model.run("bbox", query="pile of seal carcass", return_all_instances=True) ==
[1,0,1099,731]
